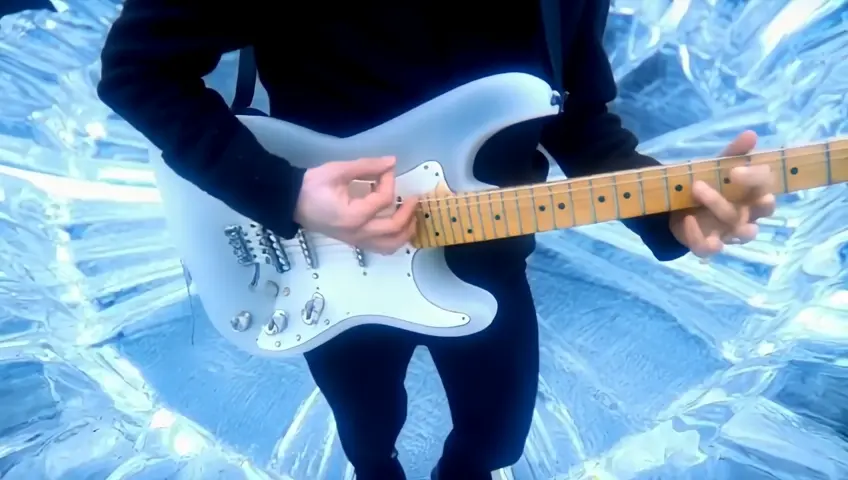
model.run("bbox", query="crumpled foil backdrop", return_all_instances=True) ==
[1,0,847,479]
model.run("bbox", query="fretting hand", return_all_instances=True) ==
[670,131,777,258]
[294,156,418,255]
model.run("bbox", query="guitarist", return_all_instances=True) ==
[97,1,776,479]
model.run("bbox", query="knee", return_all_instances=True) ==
[486,393,536,467]
[485,425,531,468]
[450,416,534,471]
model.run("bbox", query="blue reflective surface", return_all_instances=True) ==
[1,1,847,479]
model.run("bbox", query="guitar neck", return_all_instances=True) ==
[411,137,848,249]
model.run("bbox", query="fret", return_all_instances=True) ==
[548,182,575,228]
[568,179,595,226]
[718,154,749,202]
[785,143,828,192]
[661,168,672,211]
[637,171,647,215]
[491,192,509,239]
[529,185,556,233]
[452,194,476,244]
[418,198,444,247]
[749,151,786,194]
[640,169,669,214]
[431,196,455,245]
[476,192,498,240]
[825,142,833,186]
[498,189,522,236]
[412,204,432,248]
[442,196,466,244]
[566,184,578,226]
[464,193,487,242]
[612,172,643,219]
[588,176,617,223]
[690,160,721,193]
[827,139,848,183]
[514,187,539,234]
[611,177,621,220]
[666,164,695,211]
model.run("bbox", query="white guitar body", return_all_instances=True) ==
[149,73,561,357]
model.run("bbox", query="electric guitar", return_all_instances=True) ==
[148,73,848,358]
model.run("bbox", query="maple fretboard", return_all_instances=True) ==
[410,137,848,249]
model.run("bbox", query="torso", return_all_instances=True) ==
[253,1,549,137]
[251,1,589,261]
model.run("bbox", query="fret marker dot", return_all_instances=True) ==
[495,214,501,220]
[466,228,473,234]
[598,195,606,203]
[451,216,457,223]
[723,177,730,184]
[623,192,631,199]
[424,213,430,218]
[790,167,799,175]
[538,205,546,212]
[674,184,683,192]
[435,232,440,236]
[557,202,566,210]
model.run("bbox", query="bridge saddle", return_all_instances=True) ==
[224,223,292,273]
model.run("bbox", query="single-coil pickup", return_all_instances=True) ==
[258,228,291,273]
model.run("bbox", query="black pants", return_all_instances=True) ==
[304,252,539,480]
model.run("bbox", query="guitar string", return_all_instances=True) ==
[408,148,846,209]
[246,151,844,254]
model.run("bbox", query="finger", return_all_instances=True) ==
[730,164,774,200]
[355,195,418,239]
[749,193,776,220]
[366,217,418,255]
[720,130,758,157]
[691,181,740,226]
[729,222,759,243]
[346,171,398,226]
[333,156,397,182]
[683,213,723,258]
[736,204,751,226]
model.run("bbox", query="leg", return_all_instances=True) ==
[428,253,539,479]
[304,324,417,480]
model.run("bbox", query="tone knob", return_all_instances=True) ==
[230,311,252,332]
[263,310,288,335]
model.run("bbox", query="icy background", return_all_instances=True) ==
[1,0,847,479]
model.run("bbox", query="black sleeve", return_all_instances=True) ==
[539,0,688,262]
[97,0,305,239]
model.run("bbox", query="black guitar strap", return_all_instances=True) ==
[230,2,565,113]
[539,0,564,107]
[231,46,258,115]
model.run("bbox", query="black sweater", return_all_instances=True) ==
[97,0,688,262]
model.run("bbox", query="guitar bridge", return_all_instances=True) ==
[258,228,291,273]
[224,225,254,266]
[224,223,291,273]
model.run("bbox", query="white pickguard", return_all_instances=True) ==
[148,72,560,357]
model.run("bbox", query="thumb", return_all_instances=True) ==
[334,156,396,181]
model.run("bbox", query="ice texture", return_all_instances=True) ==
[0,0,846,479]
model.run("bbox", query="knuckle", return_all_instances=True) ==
[340,214,366,231]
